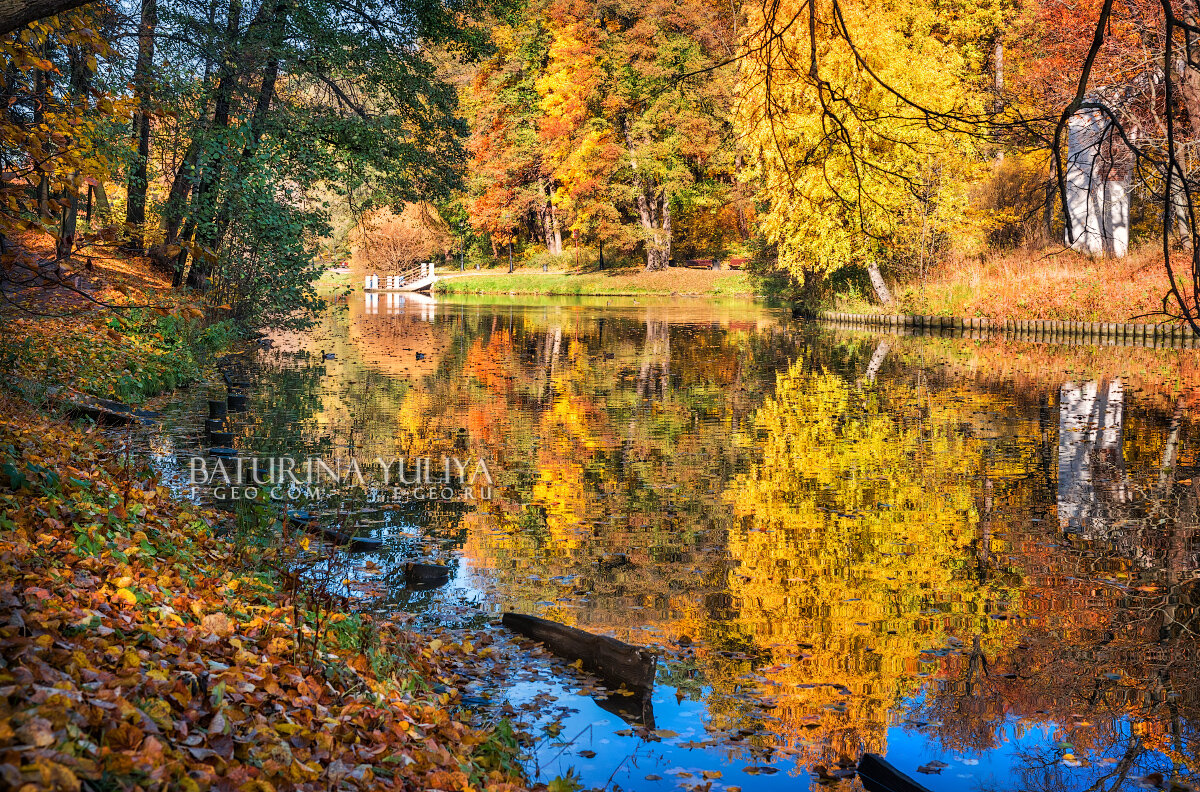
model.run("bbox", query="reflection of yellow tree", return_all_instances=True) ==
[448,315,777,636]
[721,364,1020,766]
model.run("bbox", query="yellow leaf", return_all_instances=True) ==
[114,587,137,605]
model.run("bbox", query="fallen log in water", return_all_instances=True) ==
[501,613,658,694]
[857,753,933,792]
[286,510,383,552]
[403,562,452,590]
[316,525,382,552]
[7,377,158,425]
[62,393,160,425]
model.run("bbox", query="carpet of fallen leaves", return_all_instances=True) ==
[0,402,527,792]
[1,231,226,404]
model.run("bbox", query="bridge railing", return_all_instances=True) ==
[363,262,435,290]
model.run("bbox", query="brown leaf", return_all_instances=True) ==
[202,612,234,637]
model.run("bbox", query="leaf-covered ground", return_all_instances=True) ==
[1,231,237,404]
[0,402,527,791]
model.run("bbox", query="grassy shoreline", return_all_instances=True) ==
[433,267,759,297]
[428,247,1181,324]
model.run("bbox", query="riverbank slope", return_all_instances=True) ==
[836,247,1181,323]
[0,246,526,792]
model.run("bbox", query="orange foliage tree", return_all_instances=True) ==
[350,204,451,273]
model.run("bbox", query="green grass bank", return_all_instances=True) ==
[432,267,759,297]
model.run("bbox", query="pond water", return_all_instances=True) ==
[145,292,1200,792]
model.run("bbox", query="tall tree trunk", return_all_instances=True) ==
[661,194,671,265]
[160,136,202,252]
[733,153,749,238]
[200,0,287,290]
[54,45,92,260]
[181,0,243,289]
[1043,178,1056,244]
[622,116,671,271]
[33,50,49,220]
[550,201,562,255]
[1170,177,1193,250]
[1180,0,1200,124]
[635,189,671,271]
[867,262,893,305]
[1173,4,1199,250]
[992,35,1003,110]
[993,34,1004,163]
[538,179,554,253]
[125,0,157,253]
[92,180,110,217]
[55,178,78,260]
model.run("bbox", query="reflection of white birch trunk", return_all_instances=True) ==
[637,319,671,399]
[863,340,890,383]
[1065,108,1130,257]
[1057,378,1126,533]
[549,327,562,378]
[1157,398,1185,491]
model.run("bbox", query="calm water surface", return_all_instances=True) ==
[146,293,1200,792]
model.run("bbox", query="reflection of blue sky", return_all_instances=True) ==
[881,714,1151,792]
[509,677,1173,792]
[509,677,807,792]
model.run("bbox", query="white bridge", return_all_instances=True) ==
[364,262,437,292]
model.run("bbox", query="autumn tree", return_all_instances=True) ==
[737,0,1005,305]
[541,0,737,270]
[462,5,562,257]
[463,0,739,270]
[0,7,117,266]
[96,0,474,323]
[351,203,452,272]
[123,0,155,253]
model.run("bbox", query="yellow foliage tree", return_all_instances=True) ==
[737,0,989,304]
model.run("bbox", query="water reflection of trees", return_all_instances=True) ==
[450,309,801,630]
[254,301,1200,786]
[720,363,1024,768]
[903,378,1200,789]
